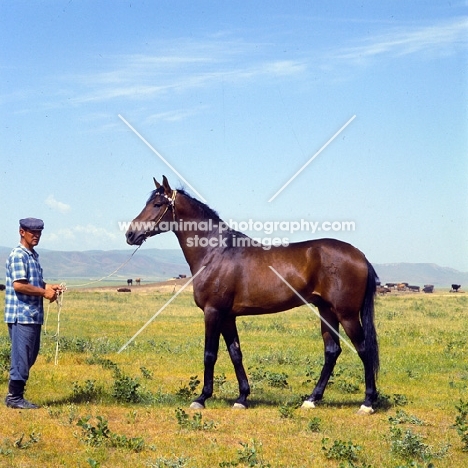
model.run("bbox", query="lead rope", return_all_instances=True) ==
[49,244,142,364]
[54,283,66,365]
[71,244,142,288]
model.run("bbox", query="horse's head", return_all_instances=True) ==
[126,176,177,246]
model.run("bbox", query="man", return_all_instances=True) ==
[4,218,63,409]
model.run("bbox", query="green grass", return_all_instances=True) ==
[0,290,467,467]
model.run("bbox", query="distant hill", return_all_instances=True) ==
[373,263,468,288]
[0,246,190,282]
[0,247,466,288]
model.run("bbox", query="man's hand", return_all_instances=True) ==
[13,281,65,303]
[45,284,65,303]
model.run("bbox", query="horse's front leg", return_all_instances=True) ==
[221,316,250,409]
[190,307,221,409]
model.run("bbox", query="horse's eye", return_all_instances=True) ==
[153,202,163,208]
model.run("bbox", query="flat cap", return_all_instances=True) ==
[19,218,44,231]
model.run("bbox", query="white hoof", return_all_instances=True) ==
[357,404,374,415]
[233,403,247,409]
[189,402,205,410]
[301,400,316,409]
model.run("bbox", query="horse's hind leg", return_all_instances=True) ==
[302,309,341,408]
[340,318,377,414]
[221,316,250,409]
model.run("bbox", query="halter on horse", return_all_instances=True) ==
[126,176,379,414]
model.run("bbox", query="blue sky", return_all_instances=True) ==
[1,1,467,271]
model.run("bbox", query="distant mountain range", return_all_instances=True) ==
[0,247,466,288]
[0,246,190,283]
[373,263,467,288]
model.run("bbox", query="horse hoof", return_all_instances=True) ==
[301,400,316,409]
[233,403,247,410]
[357,404,374,415]
[189,402,205,410]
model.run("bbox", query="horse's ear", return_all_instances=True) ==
[162,175,172,194]
[153,177,161,189]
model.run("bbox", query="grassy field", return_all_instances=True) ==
[0,288,467,467]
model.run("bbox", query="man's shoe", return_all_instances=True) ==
[5,395,39,409]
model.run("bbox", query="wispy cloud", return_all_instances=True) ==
[45,195,71,214]
[43,224,119,247]
[145,107,207,123]
[70,59,306,104]
[334,17,468,64]
[18,18,466,113]
[64,37,307,105]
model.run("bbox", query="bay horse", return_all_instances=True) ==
[126,176,379,414]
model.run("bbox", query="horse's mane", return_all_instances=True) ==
[147,187,249,248]
[177,189,221,221]
[178,189,251,247]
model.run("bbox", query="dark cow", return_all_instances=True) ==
[127,279,133,286]
[450,284,461,292]
[423,285,434,293]
[408,285,420,292]
[377,286,391,295]
[0,284,5,291]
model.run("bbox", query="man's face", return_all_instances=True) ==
[20,228,42,249]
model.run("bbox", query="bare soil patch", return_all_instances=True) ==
[78,277,193,294]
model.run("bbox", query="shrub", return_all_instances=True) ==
[388,410,425,426]
[321,438,362,463]
[249,366,288,388]
[175,408,216,431]
[76,415,145,452]
[389,426,448,462]
[234,439,271,467]
[307,417,321,432]
[112,374,142,403]
[71,380,103,403]
[278,403,295,419]
[175,375,200,401]
[454,399,468,451]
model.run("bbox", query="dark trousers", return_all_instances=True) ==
[8,323,41,383]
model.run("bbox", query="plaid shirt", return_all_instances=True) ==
[4,244,45,324]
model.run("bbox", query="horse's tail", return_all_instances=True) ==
[361,260,379,378]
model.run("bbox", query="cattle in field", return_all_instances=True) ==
[385,283,397,289]
[450,284,461,292]
[408,285,420,292]
[423,285,434,293]
[117,288,131,293]
[0,284,5,291]
[178,274,187,279]
[127,279,133,286]
[136,278,141,285]
[377,286,391,295]
[397,283,407,291]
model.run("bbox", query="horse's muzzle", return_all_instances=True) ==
[126,230,145,246]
